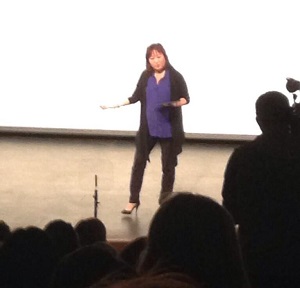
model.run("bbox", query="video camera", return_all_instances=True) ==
[286,77,300,135]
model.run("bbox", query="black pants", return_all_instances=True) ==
[129,137,178,205]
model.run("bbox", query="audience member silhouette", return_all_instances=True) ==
[119,236,147,270]
[0,226,56,288]
[222,91,300,287]
[74,217,107,246]
[44,219,79,263]
[0,220,11,247]
[50,241,134,288]
[91,271,202,288]
[138,192,250,288]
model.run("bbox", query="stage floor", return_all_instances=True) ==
[0,135,238,241]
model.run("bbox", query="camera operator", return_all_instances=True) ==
[222,89,300,288]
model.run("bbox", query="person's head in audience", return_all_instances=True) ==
[44,219,79,262]
[0,226,55,288]
[119,236,147,269]
[75,217,107,246]
[0,220,11,246]
[255,91,291,138]
[138,192,250,288]
[50,241,134,288]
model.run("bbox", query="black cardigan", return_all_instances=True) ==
[128,66,190,161]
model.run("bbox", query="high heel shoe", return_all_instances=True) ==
[121,203,139,215]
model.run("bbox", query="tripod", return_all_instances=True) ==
[93,174,100,218]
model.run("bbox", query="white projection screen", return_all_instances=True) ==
[1,0,300,137]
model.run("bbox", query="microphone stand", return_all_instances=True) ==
[93,174,100,218]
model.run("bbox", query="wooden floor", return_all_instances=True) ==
[0,135,239,242]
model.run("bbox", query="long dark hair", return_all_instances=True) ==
[145,43,170,72]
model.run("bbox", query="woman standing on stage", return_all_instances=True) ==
[101,43,190,214]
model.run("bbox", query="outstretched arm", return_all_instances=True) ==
[100,99,130,110]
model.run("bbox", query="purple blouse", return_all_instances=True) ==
[146,70,172,138]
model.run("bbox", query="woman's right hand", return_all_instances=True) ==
[100,104,120,109]
[100,99,129,110]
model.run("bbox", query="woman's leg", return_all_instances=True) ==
[129,153,147,204]
[129,138,156,204]
[159,139,178,204]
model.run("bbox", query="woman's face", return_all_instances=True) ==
[148,50,166,73]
